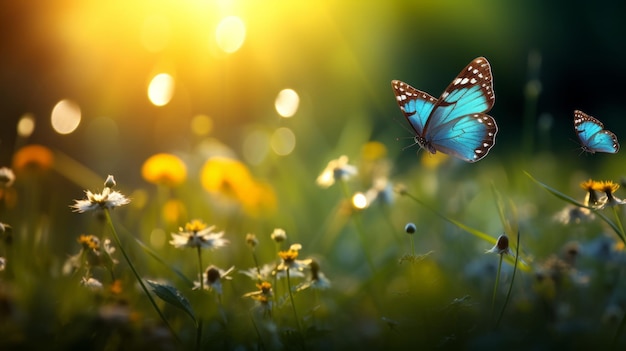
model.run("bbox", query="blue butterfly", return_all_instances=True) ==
[574,110,619,154]
[391,57,498,162]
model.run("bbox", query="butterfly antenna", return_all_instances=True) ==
[567,136,589,156]
[392,116,416,135]
[401,139,419,151]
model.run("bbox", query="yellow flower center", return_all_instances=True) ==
[278,249,299,263]
[185,219,207,233]
[257,281,272,294]
[77,234,100,250]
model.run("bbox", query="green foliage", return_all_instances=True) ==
[147,280,197,326]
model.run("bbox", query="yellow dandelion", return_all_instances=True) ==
[141,153,187,187]
[12,144,54,173]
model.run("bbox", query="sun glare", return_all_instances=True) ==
[148,73,175,106]
[215,16,246,54]
[141,14,171,53]
[352,192,368,209]
[275,89,300,118]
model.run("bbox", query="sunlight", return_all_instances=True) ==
[148,73,175,106]
[141,14,171,53]
[51,99,81,135]
[215,16,246,54]
[352,192,368,209]
[275,89,300,118]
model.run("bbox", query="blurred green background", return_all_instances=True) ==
[3,1,626,349]
[2,0,626,174]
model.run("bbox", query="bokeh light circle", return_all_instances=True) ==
[270,127,296,156]
[51,99,81,135]
[215,16,246,54]
[275,89,300,118]
[148,73,175,106]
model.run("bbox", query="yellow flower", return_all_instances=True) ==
[200,157,276,216]
[277,243,312,274]
[12,144,54,173]
[185,219,207,232]
[240,180,277,217]
[592,180,619,194]
[594,180,625,208]
[580,179,598,191]
[78,234,101,250]
[581,179,625,208]
[580,179,601,207]
[201,157,255,199]
[141,153,187,187]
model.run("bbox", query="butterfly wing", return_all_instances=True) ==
[428,113,498,162]
[574,110,619,153]
[391,80,437,137]
[426,57,497,162]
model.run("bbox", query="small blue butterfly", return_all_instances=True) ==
[574,110,619,154]
[391,57,498,162]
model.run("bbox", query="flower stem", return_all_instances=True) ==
[495,231,521,329]
[286,268,306,349]
[611,206,626,244]
[339,179,375,274]
[195,246,204,350]
[103,209,179,343]
[197,247,204,291]
[491,253,504,320]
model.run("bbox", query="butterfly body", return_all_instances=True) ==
[574,110,619,154]
[391,57,498,162]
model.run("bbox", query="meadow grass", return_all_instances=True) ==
[1,140,626,351]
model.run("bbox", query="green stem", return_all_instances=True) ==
[286,268,306,349]
[611,206,626,244]
[197,246,204,291]
[103,210,179,343]
[491,253,504,319]
[196,246,204,350]
[409,235,416,257]
[339,179,375,274]
[495,232,521,329]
